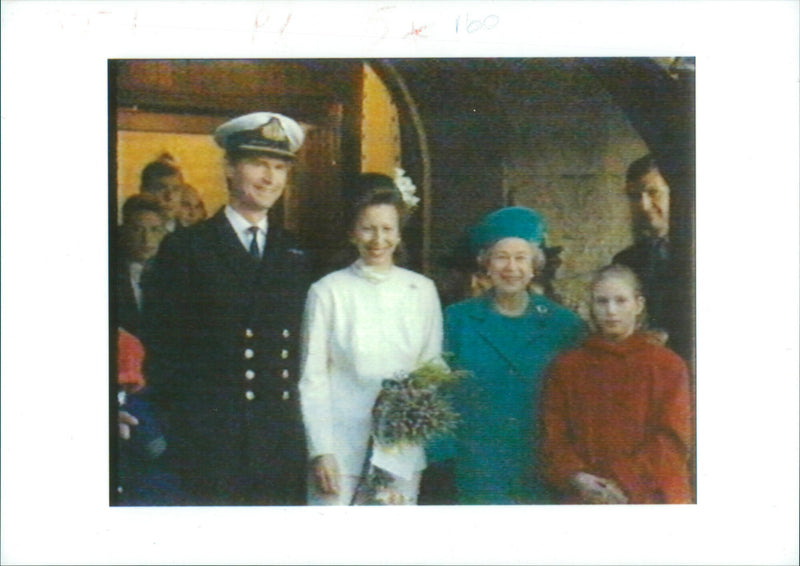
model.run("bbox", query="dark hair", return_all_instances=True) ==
[121,193,167,225]
[625,154,659,184]
[321,173,410,269]
[140,160,181,194]
[343,173,409,231]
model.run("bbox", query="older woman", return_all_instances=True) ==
[540,264,692,504]
[299,173,442,505]
[436,207,586,504]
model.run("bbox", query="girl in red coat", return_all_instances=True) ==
[541,264,692,504]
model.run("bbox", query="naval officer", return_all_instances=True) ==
[141,112,311,505]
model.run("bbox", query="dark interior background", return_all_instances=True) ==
[111,57,694,364]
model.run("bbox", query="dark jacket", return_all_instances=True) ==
[141,209,311,505]
[116,260,142,338]
[613,237,691,361]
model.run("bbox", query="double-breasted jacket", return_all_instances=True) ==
[141,209,311,505]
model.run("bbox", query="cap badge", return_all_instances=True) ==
[260,118,288,143]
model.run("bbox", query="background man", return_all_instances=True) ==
[613,154,680,353]
[117,194,169,338]
[142,112,311,505]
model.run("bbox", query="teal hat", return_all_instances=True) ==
[469,206,547,254]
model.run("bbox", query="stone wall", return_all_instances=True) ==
[418,60,651,318]
[496,61,650,316]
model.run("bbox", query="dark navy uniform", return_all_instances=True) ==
[142,210,311,505]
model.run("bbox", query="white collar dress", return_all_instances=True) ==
[299,259,444,481]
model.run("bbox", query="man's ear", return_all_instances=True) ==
[223,160,235,180]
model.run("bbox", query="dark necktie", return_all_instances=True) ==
[248,226,261,259]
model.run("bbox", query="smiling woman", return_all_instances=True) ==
[482,237,543,315]
[426,207,587,504]
[299,172,443,506]
[350,203,401,271]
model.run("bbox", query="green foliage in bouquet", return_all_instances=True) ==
[371,358,469,448]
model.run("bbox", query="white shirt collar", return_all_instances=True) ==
[128,261,145,283]
[128,261,145,310]
[225,205,268,251]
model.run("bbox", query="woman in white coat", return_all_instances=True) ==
[299,173,443,505]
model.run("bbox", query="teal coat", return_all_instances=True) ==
[436,292,586,504]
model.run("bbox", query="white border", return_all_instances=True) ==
[2,1,798,564]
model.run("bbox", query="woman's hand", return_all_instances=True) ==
[570,471,629,504]
[311,454,341,495]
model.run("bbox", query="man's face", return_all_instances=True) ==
[625,169,670,238]
[122,211,168,262]
[151,173,184,218]
[225,154,290,214]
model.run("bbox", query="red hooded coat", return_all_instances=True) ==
[541,333,692,504]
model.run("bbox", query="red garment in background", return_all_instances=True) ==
[118,328,146,393]
[541,333,692,504]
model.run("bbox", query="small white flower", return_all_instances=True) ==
[393,167,420,208]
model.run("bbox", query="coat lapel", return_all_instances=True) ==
[521,295,557,343]
[260,223,286,274]
[469,295,555,374]
[206,210,261,288]
[206,209,300,290]
[116,261,140,335]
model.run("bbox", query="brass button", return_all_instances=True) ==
[244,348,254,359]
[245,369,255,380]
[282,391,290,401]
[281,369,290,379]
[245,328,254,338]
[245,390,255,401]
[282,329,290,338]
[280,349,289,359]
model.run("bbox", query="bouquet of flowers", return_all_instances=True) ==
[355,359,466,504]
[371,359,466,448]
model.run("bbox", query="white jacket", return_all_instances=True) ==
[299,260,443,479]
